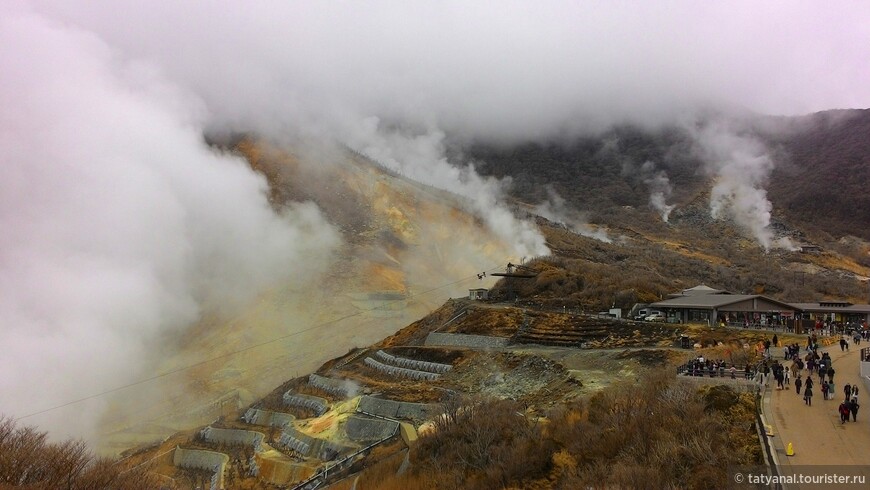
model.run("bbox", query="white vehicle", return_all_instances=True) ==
[644,312,665,322]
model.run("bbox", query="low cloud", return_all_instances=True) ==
[0,6,339,440]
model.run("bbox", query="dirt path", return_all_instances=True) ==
[764,342,870,484]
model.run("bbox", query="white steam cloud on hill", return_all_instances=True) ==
[0,6,339,439]
[2,0,868,439]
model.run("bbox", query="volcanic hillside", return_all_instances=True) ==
[96,140,518,454]
[465,109,870,244]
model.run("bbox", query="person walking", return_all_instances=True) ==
[795,375,803,395]
[828,366,835,383]
[821,381,829,401]
[839,401,851,423]
[845,383,852,401]
[850,398,860,422]
[804,385,814,406]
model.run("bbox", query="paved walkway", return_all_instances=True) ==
[763,343,870,486]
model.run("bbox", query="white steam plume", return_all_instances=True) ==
[348,119,550,258]
[0,6,339,440]
[690,119,795,250]
[640,161,676,222]
[534,188,611,243]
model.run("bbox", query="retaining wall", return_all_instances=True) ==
[375,350,452,374]
[173,446,228,490]
[242,408,295,428]
[424,332,509,349]
[345,415,399,442]
[357,396,435,421]
[200,426,265,452]
[278,427,353,461]
[282,392,328,416]
[363,357,439,381]
[308,374,354,398]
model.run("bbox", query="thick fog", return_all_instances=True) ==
[2,0,868,439]
[0,4,340,439]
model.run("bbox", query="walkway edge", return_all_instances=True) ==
[757,385,784,489]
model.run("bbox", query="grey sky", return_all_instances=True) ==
[30,0,870,141]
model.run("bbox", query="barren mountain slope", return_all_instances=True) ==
[97,141,517,453]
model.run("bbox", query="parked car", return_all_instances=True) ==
[644,312,665,322]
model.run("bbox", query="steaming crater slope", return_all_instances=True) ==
[96,140,518,453]
[466,109,870,244]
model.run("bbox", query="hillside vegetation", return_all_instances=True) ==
[0,417,158,489]
[464,109,870,243]
[489,219,869,311]
[365,370,760,490]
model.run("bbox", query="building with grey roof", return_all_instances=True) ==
[651,284,870,327]
[789,301,870,324]
[650,287,797,326]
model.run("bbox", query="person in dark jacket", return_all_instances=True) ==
[804,386,814,406]
[845,383,852,400]
[839,401,851,423]
[850,398,860,422]
[795,375,803,395]
[828,366,835,383]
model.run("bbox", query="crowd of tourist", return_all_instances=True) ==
[680,329,865,425]
[680,356,746,379]
[770,332,860,423]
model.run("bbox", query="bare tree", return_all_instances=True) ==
[0,415,161,489]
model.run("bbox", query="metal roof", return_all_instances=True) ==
[650,294,796,310]
[681,284,729,295]
[789,303,870,314]
[667,284,731,298]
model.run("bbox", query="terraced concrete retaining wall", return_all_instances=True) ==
[242,408,295,428]
[200,426,265,452]
[364,357,440,381]
[345,415,399,442]
[278,427,352,461]
[278,426,313,456]
[357,396,436,421]
[282,392,328,416]
[173,446,228,490]
[375,350,452,374]
[308,374,354,398]
[424,332,509,349]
